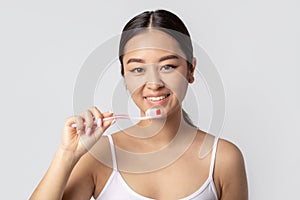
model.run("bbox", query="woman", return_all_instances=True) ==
[30,9,248,200]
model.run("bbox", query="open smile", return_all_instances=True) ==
[144,94,171,104]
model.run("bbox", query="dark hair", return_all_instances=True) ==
[119,9,194,76]
[119,9,196,128]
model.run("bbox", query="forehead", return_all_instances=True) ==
[123,29,186,60]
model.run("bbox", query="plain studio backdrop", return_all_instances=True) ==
[0,0,299,199]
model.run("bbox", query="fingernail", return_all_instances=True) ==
[86,127,92,136]
[97,118,102,127]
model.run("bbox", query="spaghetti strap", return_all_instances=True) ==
[107,134,118,170]
[208,138,219,178]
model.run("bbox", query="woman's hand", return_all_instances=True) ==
[60,106,114,160]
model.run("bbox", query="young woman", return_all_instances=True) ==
[30,10,248,200]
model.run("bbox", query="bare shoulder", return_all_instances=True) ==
[214,138,248,200]
[216,138,245,164]
[215,138,246,179]
[194,131,245,170]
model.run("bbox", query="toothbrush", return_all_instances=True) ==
[71,108,162,128]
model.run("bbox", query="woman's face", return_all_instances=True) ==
[122,29,195,117]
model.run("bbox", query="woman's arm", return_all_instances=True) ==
[30,148,82,200]
[216,140,248,200]
[62,152,98,200]
[30,108,114,200]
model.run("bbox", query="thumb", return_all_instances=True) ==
[102,112,115,128]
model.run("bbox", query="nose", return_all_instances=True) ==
[146,81,164,90]
[145,67,164,90]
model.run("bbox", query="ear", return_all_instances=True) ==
[188,57,196,83]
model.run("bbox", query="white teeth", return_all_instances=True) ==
[146,95,167,101]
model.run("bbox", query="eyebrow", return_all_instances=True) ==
[159,55,179,62]
[126,54,179,64]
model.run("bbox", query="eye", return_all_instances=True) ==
[129,67,145,74]
[160,65,177,72]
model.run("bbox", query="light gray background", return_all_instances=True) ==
[0,0,299,199]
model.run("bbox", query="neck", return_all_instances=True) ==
[136,107,185,147]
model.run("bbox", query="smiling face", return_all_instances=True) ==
[122,29,195,117]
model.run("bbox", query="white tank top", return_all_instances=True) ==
[96,135,219,200]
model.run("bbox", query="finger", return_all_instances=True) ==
[81,110,94,129]
[65,116,76,127]
[92,112,114,139]
[102,112,114,127]
[64,116,79,134]
[95,112,114,128]
[89,106,103,120]
[74,115,84,134]
[89,106,103,127]
[102,112,114,118]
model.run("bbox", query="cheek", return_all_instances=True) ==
[124,75,146,95]
[162,72,189,103]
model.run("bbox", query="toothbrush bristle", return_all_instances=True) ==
[156,109,161,116]
[145,108,162,118]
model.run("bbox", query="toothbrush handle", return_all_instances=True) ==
[102,115,129,121]
[71,115,149,128]
[104,114,151,121]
